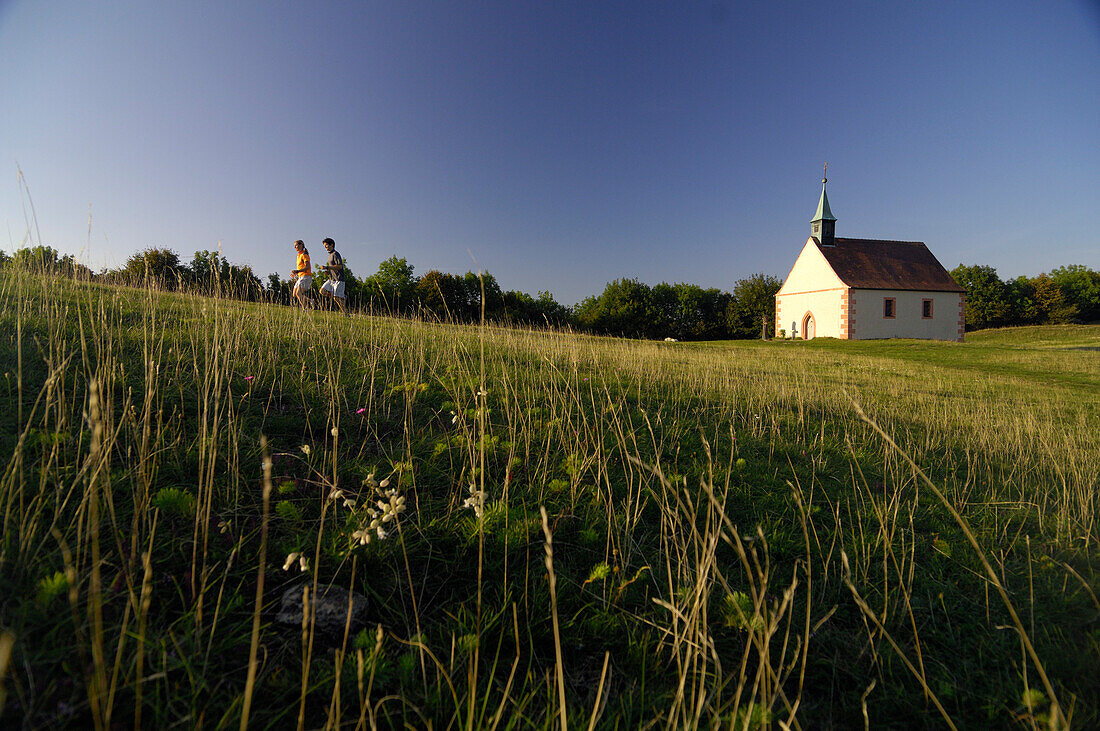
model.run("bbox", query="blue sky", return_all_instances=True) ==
[1,0,1098,305]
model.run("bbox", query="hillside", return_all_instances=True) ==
[0,272,1097,728]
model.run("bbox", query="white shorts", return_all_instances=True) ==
[321,279,345,299]
[293,275,313,294]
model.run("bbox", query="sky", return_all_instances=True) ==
[1,0,1098,305]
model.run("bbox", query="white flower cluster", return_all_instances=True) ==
[282,552,309,572]
[328,487,356,510]
[352,475,406,545]
[462,483,486,518]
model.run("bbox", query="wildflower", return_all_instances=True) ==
[298,555,309,572]
[352,528,371,545]
[477,389,488,397]
[343,498,356,509]
[450,410,459,424]
[379,478,390,488]
[463,484,486,518]
[357,407,367,415]
[283,552,300,571]
[331,427,339,437]
[244,375,254,381]
[300,445,311,456]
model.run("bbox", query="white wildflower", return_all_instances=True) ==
[300,445,311,456]
[282,552,300,571]
[463,483,486,518]
[298,555,309,572]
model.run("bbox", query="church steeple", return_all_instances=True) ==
[811,163,836,246]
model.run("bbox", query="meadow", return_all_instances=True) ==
[0,270,1097,729]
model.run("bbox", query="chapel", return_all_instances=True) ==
[774,171,965,341]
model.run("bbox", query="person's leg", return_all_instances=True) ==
[333,281,348,315]
[320,279,339,312]
[294,280,304,307]
[297,276,314,308]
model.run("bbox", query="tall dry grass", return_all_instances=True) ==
[0,269,1096,728]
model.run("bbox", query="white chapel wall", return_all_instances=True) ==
[776,289,845,338]
[850,290,962,340]
[776,238,844,295]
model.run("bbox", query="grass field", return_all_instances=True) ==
[0,270,1097,729]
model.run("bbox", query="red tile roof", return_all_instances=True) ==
[817,238,965,292]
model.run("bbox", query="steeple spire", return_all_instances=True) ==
[811,163,836,245]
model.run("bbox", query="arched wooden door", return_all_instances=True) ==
[802,312,816,340]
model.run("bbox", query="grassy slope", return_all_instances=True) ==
[0,273,1097,729]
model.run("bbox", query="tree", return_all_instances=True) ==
[189,250,223,292]
[648,283,680,339]
[463,271,505,321]
[727,274,782,339]
[498,289,569,327]
[122,247,184,289]
[1031,273,1078,324]
[690,287,732,340]
[267,272,292,305]
[417,270,464,320]
[1049,265,1100,323]
[184,250,262,299]
[573,278,653,338]
[1006,276,1040,325]
[363,256,416,314]
[11,245,60,273]
[533,290,571,327]
[950,264,1011,330]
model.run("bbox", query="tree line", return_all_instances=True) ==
[4,244,1097,338]
[2,244,783,339]
[950,264,1100,330]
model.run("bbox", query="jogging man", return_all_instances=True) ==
[317,237,348,316]
[291,240,313,307]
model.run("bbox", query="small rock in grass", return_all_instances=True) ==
[276,583,369,638]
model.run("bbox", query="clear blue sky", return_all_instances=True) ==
[2,0,1098,305]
